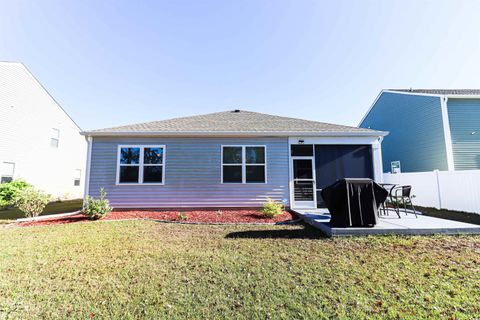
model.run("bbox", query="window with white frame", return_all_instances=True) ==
[117,146,165,184]
[1,162,15,184]
[222,146,266,183]
[50,128,60,148]
[74,169,81,186]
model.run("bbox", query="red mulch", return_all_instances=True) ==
[17,209,297,227]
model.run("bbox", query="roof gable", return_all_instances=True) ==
[84,110,385,137]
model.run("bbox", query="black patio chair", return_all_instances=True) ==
[378,184,401,218]
[391,185,417,218]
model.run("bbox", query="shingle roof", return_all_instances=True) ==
[84,110,386,136]
[389,89,480,95]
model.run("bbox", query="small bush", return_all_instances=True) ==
[0,180,32,209]
[15,187,51,218]
[177,212,188,221]
[83,188,112,220]
[261,199,284,218]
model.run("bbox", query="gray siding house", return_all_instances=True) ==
[360,89,480,173]
[82,110,386,210]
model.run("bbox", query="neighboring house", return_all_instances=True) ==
[0,62,86,198]
[82,110,387,209]
[360,89,480,173]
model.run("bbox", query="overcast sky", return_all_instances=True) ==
[1,0,480,130]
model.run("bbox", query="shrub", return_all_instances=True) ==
[177,212,188,221]
[83,188,112,220]
[15,187,51,218]
[261,198,284,218]
[0,180,32,209]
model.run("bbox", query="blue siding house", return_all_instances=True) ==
[360,89,480,173]
[82,110,386,209]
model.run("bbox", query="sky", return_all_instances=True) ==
[1,0,480,130]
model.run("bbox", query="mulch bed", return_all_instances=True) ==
[17,209,297,227]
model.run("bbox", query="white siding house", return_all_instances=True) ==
[0,62,86,199]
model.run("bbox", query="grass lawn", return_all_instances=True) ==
[0,222,479,319]
[418,206,480,225]
[0,199,83,220]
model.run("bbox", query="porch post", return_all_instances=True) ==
[372,138,384,183]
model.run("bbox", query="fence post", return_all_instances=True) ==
[434,170,442,209]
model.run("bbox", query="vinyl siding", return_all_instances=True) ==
[360,92,448,172]
[447,98,480,170]
[0,62,86,198]
[88,137,289,208]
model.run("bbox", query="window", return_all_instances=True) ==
[291,144,313,156]
[50,128,60,148]
[1,162,15,184]
[117,145,165,184]
[222,146,266,183]
[74,169,81,186]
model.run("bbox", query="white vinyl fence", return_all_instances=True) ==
[383,170,480,214]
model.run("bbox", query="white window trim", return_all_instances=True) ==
[74,169,82,186]
[50,128,60,148]
[221,145,267,184]
[1,161,15,182]
[116,145,166,185]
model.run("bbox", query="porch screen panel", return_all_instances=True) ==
[314,145,373,207]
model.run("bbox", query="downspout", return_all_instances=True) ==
[83,135,93,206]
[440,96,455,171]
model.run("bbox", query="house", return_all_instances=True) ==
[359,89,480,173]
[0,62,86,198]
[82,110,386,209]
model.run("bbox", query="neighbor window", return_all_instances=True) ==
[74,169,81,186]
[222,146,266,183]
[117,146,165,184]
[1,162,15,184]
[50,128,60,148]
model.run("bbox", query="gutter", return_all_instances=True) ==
[80,130,389,138]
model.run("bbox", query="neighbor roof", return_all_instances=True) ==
[389,89,480,96]
[83,110,386,137]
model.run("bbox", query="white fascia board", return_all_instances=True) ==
[19,63,83,131]
[385,90,480,99]
[445,95,480,99]
[358,89,386,126]
[382,90,444,98]
[288,135,382,145]
[81,130,389,138]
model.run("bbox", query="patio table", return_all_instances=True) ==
[378,183,401,218]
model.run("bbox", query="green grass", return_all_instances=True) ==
[418,206,480,225]
[0,199,82,220]
[0,221,479,319]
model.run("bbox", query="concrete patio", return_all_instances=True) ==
[293,208,480,237]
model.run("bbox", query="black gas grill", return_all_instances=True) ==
[321,178,388,228]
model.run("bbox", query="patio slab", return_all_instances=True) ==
[293,208,480,237]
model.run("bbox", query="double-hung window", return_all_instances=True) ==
[74,169,82,186]
[50,128,60,148]
[222,146,266,183]
[117,145,165,184]
[1,162,15,184]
